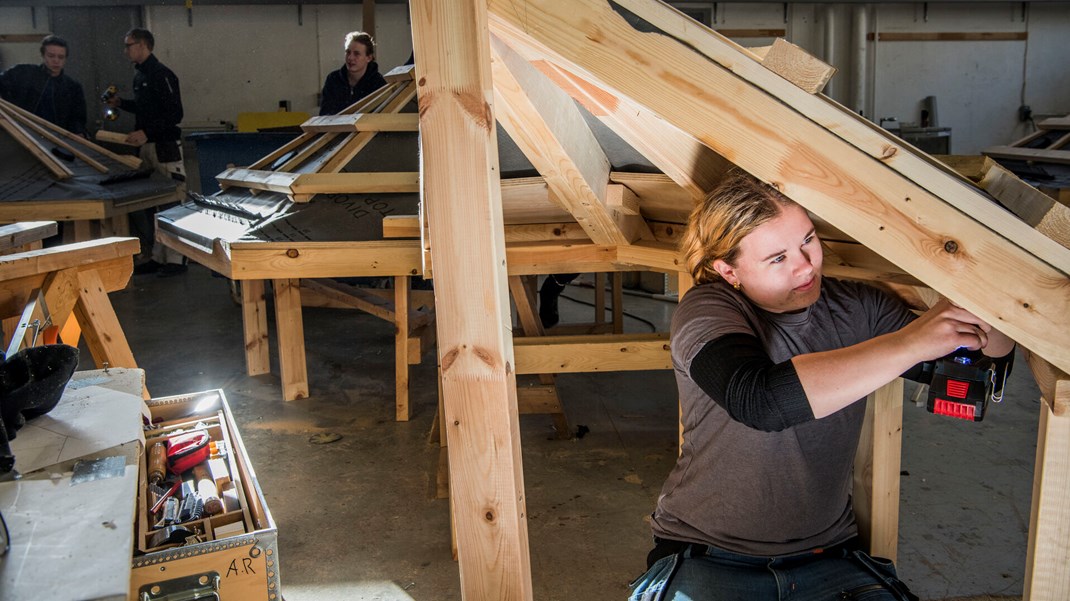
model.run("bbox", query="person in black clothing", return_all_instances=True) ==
[105,28,187,276]
[0,35,87,135]
[319,31,387,116]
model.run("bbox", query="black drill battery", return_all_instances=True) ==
[926,351,995,422]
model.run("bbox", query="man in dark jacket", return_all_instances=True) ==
[319,31,387,115]
[0,35,87,135]
[105,28,187,276]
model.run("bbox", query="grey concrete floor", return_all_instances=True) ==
[106,265,1038,601]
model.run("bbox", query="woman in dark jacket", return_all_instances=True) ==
[319,31,387,116]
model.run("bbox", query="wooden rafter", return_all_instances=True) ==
[0,103,73,179]
[487,0,1070,375]
[494,33,730,201]
[1,98,141,170]
[490,35,630,245]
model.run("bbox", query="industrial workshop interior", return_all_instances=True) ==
[1,0,1069,599]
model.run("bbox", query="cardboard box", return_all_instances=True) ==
[1,368,147,601]
[131,389,281,600]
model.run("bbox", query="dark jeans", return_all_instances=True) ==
[629,538,914,601]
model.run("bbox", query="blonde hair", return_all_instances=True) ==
[344,31,375,57]
[682,169,797,285]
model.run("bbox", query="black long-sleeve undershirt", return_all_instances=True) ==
[690,333,1015,432]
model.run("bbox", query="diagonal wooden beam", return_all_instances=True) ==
[0,103,73,179]
[490,34,631,245]
[319,81,419,174]
[487,0,1070,375]
[411,0,533,597]
[1,98,141,170]
[0,100,107,173]
[492,34,729,200]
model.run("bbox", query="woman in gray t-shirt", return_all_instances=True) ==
[630,170,1014,601]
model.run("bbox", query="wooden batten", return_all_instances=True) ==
[0,222,58,254]
[760,38,836,94]
[513,333,670,374]
[411,0,533,596]
[228,240,422,280]
[301,113,420,133]
[3,100,145,169]
[290,172,420,195]
[984,145,1070,167]
[321,82,419,173]
[382,215,422,238]
[216,168,299,195]
[0,103,73,179]
[384,64,416,82]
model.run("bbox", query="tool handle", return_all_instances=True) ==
[148,442,167,484]
[192,464,223,516]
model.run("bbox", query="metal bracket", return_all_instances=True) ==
[4,288,52,358]
[139,571,221,601]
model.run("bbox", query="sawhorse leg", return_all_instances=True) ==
[73,269,148,398]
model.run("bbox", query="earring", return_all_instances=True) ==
[732,281,741,291]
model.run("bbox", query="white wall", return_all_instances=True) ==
[143,3,413,126]
[869,3,1030,154]
[1,2,1067,154]
[0,8,53,67]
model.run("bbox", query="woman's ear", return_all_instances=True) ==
[712,259,737,286]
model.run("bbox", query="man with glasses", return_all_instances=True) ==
[0,35,87,135]
[105,28,187,276]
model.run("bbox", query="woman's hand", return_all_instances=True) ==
[896,298,994,361]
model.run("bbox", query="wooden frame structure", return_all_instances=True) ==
[407,0,1070,598]
[157,68,442,420]
[0,237,145,396]
[0,99,181,243]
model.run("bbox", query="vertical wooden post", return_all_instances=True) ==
[411,0,533,597]
[395,275,410,421]
[1023,380,1070,601]
[272,278,309,401]
[241,279,270,376]
[363,0,376,40]
[852,378,905,561]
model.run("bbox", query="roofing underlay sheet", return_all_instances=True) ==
[0,126,178,204]
[158,98,659,248]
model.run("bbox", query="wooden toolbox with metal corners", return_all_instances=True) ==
[132,389,281,600]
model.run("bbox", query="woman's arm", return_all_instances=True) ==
[794,299,1012,419]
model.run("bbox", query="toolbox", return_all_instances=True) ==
[132,389,281,600]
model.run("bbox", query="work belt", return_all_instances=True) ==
[647,535,860,569]
[645,536,918,601]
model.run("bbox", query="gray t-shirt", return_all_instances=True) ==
[651,277,914,556]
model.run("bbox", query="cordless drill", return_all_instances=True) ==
[925,348,1009,422]
[100,85,120,121]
